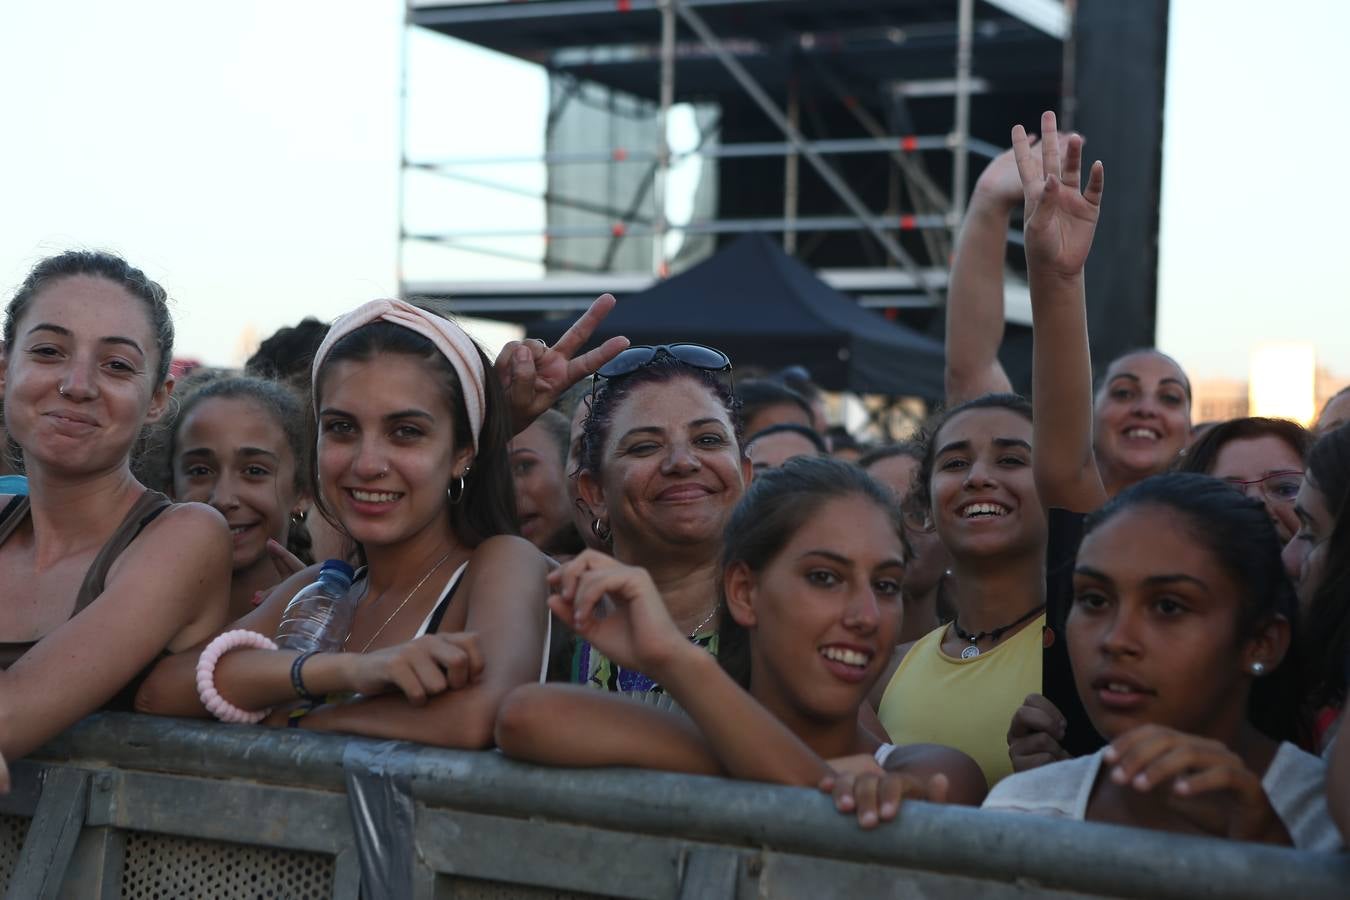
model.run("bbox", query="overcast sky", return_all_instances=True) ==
[1,0,1345,380]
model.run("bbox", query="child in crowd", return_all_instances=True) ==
[168,376,315,621]
[497,456,985,819]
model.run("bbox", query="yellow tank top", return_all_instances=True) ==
[878,613,1044,788]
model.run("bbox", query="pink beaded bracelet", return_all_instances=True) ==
[196,629,279,724]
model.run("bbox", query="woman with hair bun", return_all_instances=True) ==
[0,250,230,761]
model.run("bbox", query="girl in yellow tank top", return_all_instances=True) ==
[876,395,1048,788]
[880,612,1044,786]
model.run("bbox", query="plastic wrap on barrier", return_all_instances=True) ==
[342,742,416,900]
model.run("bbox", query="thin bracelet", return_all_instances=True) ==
[196,630,278,724]
[290,650,323,704]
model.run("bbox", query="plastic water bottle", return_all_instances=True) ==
[275,560,357,653]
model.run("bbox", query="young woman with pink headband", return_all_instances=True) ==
[141,299,558,747]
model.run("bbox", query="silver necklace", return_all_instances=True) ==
[688,604,719,639]
[347,550,455,653]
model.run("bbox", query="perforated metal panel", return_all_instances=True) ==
[0,814,31,894]
[120,830,333,899]
[444,879,615,900]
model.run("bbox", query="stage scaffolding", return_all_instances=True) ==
[400,0,1070,326]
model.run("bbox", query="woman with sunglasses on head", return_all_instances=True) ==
[564,343,748,693]
[139,300,552,747]
[982,474,1341,851]
[497,457,986,818]
[0,251,230,762]
[1175,417,1311,546]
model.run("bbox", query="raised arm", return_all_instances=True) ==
[0,504,231,760]
[1014,111,1108,513]
[497,293,630,435]
[945,144,1027,404]
[548,550,829,787]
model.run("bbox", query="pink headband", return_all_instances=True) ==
[311,298,487,453]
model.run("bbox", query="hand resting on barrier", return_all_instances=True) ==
[1102,724,1290,845]
[498,465,988,828]
[1007,693,1071,773]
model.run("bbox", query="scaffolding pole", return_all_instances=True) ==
[396,0,413,296]
[784,77,800,254]
[671,0,941,303]
[653,0,676,276]
[411,213,947,241]
[413,135,953,168]
[951,0,975,227]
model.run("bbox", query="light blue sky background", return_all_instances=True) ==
[1,0,1345,380]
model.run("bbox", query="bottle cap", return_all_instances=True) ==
[319,559,356,584]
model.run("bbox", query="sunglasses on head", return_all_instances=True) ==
[593,343,733,382]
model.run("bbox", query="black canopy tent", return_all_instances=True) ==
[526,234,946,399]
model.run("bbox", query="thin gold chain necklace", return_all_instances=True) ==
[347,550,455,654]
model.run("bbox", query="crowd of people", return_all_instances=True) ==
[1,111,1348,859]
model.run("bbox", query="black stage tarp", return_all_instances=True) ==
[526,233,945,398]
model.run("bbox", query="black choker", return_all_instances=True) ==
[953,604,1045,659]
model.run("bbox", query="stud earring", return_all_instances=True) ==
[1250,661,1266,676]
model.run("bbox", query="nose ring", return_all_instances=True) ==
[58,385,69,398]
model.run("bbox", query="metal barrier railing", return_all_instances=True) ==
[0,713,1345,899]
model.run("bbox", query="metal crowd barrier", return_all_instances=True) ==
[0,713,1344,899]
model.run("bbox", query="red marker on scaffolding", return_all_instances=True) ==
[900,215,917,230]
[900,135,919,152]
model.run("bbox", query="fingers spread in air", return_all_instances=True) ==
[1062,134,1084,191]
[1040,110,1060,180]
[1010,124,1038,189]
[1084,160,1105,207]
